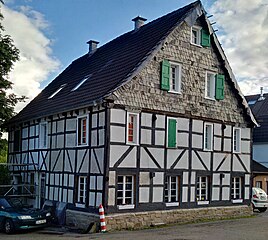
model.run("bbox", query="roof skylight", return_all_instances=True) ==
[71,75,90,91]
[48,84,66,99]
[248,100,256,105]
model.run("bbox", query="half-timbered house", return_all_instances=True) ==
[6,0,257,230]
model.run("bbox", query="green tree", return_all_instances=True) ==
[0,4,25,139]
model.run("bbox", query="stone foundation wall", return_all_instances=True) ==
[105,206,252,231]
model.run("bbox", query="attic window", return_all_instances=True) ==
[248,100,256,105]
[72,76,90,91]
[48,84,66,99]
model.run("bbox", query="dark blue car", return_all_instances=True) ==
[0,197,52,234]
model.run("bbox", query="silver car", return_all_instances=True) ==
[252,187,268,212]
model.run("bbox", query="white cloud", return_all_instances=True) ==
[210,0,268,95]
[1,5,60,112]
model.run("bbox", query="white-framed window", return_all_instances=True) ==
[165,176,180,203]
[197,176,209,202]
[231,177,242,200]
[204,123,213,151]
[127,112,139,145]
[39,122,48,148]
[167,117,177,148]
[77,176,87,207]
[191,26,201,45]
[77,116,88,146]
[117,175,134,208]
[205,71,216,99]
[233,128,241,153]
[169,62,182,93]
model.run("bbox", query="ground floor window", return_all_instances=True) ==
[165,176,180,203]
[77,176,87,206]
[231,177,242,199]
[117,175,134,207]
[256,181,262,189]
[197,176,209,202]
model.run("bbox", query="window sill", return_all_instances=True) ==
[118,204,135,210]
[168,90,181,94]
[203,148,213,152]
[232,199,243,204]
[77,144,89,147]
[75,203,86,208]
[191,43,202,48]
[197,201,209,205]
[205,96,216,101]
[127,142,139,146]
[233,151,241,154]
[165,202,179,207]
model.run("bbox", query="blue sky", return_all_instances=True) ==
[1,0,268,111]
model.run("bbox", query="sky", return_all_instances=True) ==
[1,0,268,112]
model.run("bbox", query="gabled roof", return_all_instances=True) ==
[245,93,268,142]
[7,0,257,127]
[252,159,268,173]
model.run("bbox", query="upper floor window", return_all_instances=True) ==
[161,60,182,93]
[205,72,216,99]
[77,116,88,146]
[191,26,210,47]
[231,177,242,199]
[117,175,134,209]
[14,129,21,152]
[165,176,180,203]
[204,123,213,151]
[205,72,225,100]
[39,122,48,148]
[167,117,177,148]
[233,128,241,153]
[127,112,139,145]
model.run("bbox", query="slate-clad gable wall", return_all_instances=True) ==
[109,22,248,126]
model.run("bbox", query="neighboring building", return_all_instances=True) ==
[6,1,256,229]
[245,91,268,168]
[252,160,268,193]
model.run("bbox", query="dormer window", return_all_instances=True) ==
[48,84,66,99]
[72,76,90,91]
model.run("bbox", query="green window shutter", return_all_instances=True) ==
[161,60,170,91]
[215,74,225,100]
[201,29,210,47]
[168,119,177,148]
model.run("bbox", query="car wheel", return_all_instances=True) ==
[258,207,267,213]
[4,219,15,234]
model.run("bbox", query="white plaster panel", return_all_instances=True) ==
[99,112,105,127]
[22,128,28,138]
[92,114,98,128]
[214,137,221,151]
[191,187,195,202]
[57,135,64,148]
[54,153,64,171]
[139,187,150,203]
[99,129,105,146]
[111,109,126,124]
[110,145,129,167]
[117,147,137,168]
[192,151,209,170]
[89,192,95,206]
[183,172,188,184]
[30,126,35,137]
[141,113,152,127]
[65,150,75,172]
[108,188,115,206]
[168,150,189,169]
[68,190,73,203]
[57,121,64,133]
[66,118,76,131]
[69,175,74,187]
[241,128,251,140]
[224,125,232,137]
[213,174,220,185]
[109,171,116,186]
[59,188,62,201]
[177,118,189,131]
[91,130,97,147]
[222,187,230,200]
[222,174,230,186]
[167,149,182,168]
[198,151,211,170]
[241,140,250,154]
[90,176,96,190]
[214,123,221,136]
[155,114,165,128]
[63,189,67,202]
[64,174,68,186]
[192,120,203,133]
[77,149,89,173]
[49,188,53,201]
[110,126,125,143]
[32,152,38,164]
[46,187,49,199]
[192,134,203,149]
[66,133,76,147]
[212,187,220,201]
[182,187,188,202]
[153,172,164,185]
[51,136,56,149]
[55,174,59,185]
[96,193,102,206]
[141,129,152,145]
[153,187,163,202]
[140,148,164,169]
[140,172,150,185]
[91,148,104,173]
[155,130,165,146]
[22,140,28,151]
[52,122,57,134]
[245,174,250,185]
[244,187,250,200]
[214,153,231,171]
[29,139,35,150]
[178,132,189,147]
[233,155,247,172]
[191,171,196,185]
[224,139,231,152]
[54,188,58,201]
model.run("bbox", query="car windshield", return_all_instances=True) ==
[0,198,12,209]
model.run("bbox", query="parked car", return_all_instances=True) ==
[251,187,268,212]
[0,197,52,234]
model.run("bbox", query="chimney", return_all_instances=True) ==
[258,87,265,101]
[132,16,147,30]
[87,40,99,53]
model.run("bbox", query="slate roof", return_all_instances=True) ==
[252,159,268,173]
[245,93,268,142]
[8,1,200,125]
